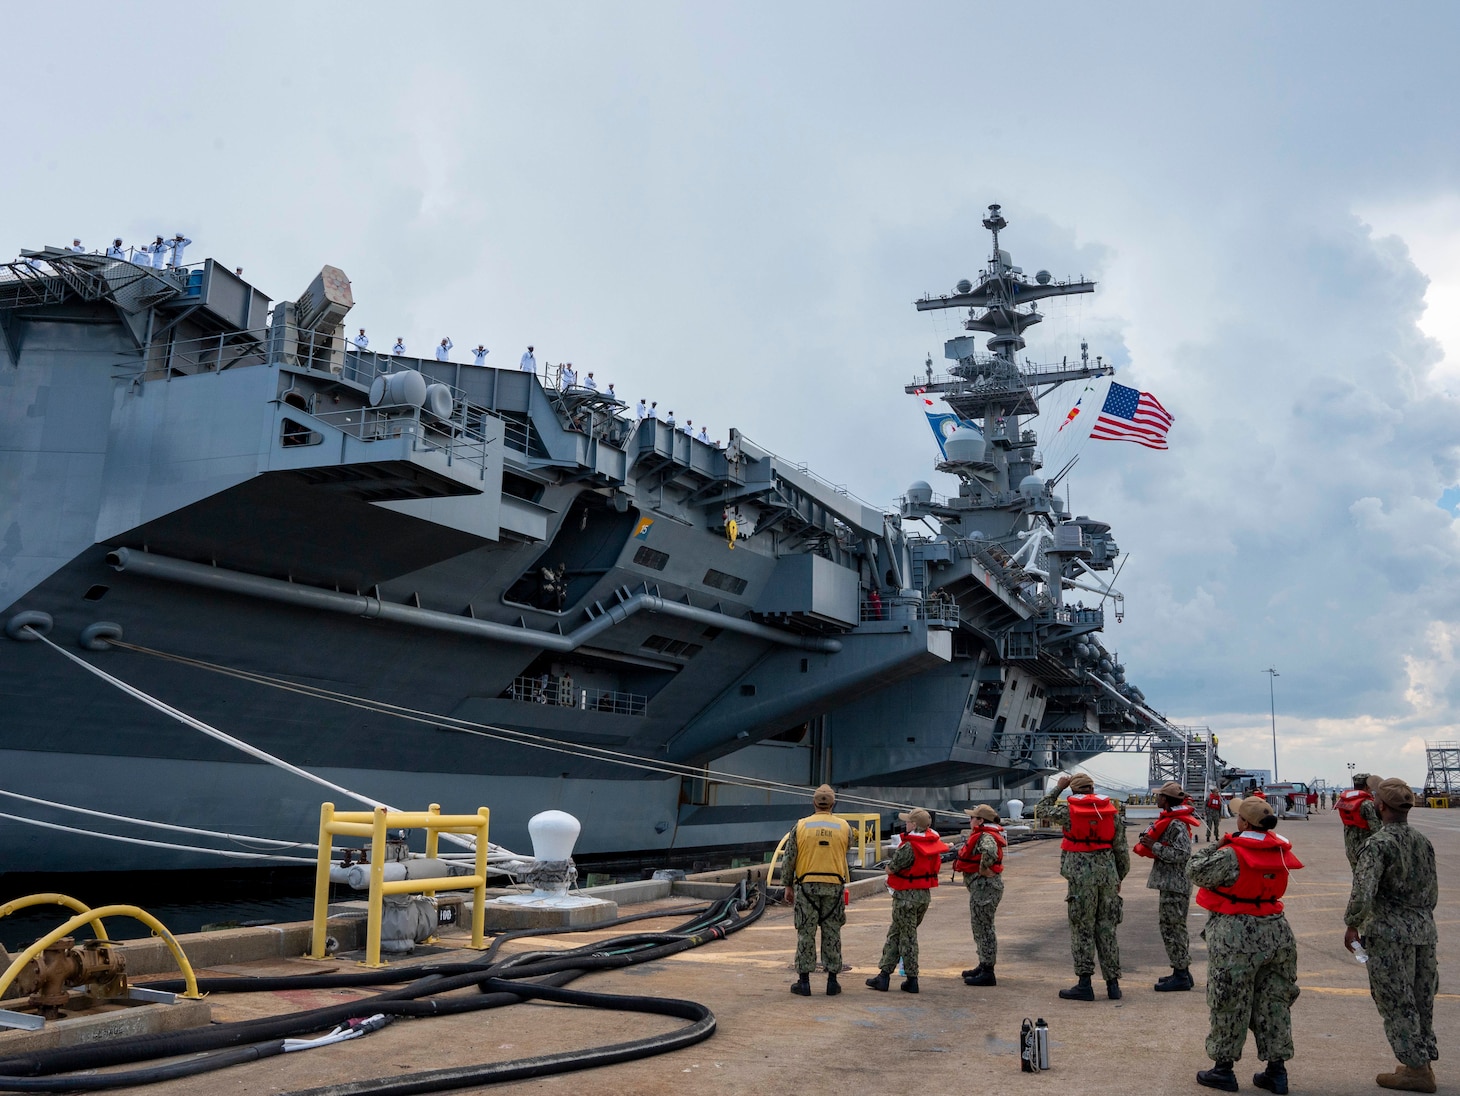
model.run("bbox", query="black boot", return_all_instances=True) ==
[1197,1062,1239,1092]
[1253,1060,1289,1094]
[1106,978,1122,1000]
[961,963,984,980]
[790,973,811,996]
[965,965,997,987]
[1059,974,1094,1001]
[865,971,890,991]
[900,975,919,993]
[1154,968,1193,992]
[826,972,841,996]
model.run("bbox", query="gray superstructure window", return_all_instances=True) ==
[702,568,748,595]
[633,546,669,570]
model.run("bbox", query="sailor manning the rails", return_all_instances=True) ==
[783,786,852,997]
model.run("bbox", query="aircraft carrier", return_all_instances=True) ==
[0,205,1195,875]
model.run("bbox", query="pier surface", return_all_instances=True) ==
[44,808,1460,1094]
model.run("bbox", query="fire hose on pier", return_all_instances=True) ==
[0,887,763,1094]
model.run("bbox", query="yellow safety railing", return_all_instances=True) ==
[837,813,882,869]
[0,906,201,1002]
[769,812,882,886]
[1428,796,1450,809]
[310,802,491,968]
[0,894,110,940]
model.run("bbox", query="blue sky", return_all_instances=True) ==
[6,1,1459,787]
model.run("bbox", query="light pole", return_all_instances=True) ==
[1264,668,1280,783]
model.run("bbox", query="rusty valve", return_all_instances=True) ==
[17,938,128,1019]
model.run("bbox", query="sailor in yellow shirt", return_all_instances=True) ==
[782,784,852,996]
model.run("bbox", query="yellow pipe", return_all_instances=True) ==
[0,906,202,1002]
[0,894,109,941]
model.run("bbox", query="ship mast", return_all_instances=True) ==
[907,204,1112,500]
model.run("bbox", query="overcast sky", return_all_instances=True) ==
[8,2,1459,789]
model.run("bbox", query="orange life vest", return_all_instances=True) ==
[1336,789,1374,830]
[1060,793,1117,852]
[1195,830,1303,916]
[1133,804,1200,859]
[953,823,1007,875]
[1206,792,1223,812]
[888,830,949,890]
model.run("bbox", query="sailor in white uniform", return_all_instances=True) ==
[392,338,406,356]
[606,383,617,401]
[561,364,577,388]
[583,372,598,391]
[106,239,125,259]
[683,419,694,435]
[167,234,191,267]
[353,329,369,351]
[697,426,711,444]
[472,345,489,366]
[70,239,85,253]
[435,337,453,362]
[636,400,648,419]
[520,346,536,372]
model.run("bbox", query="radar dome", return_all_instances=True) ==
[906,481,933,505]
[943,429,985,463]
[1035,270,1052,285]
[1018,474,1044,499]
[956,278,973,294]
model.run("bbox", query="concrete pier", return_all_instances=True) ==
[11,807,1454,1094]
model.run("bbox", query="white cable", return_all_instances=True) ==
[110,639,919,813]
[0,787,314,850]
[0,810,316,862]
[26,630,483,854]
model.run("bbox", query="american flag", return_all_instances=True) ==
[1089,382,1173,450]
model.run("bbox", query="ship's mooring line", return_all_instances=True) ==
[0,809,318,863]
[23,629,483,856]
[0,787,317,851]
[103,638,922,813]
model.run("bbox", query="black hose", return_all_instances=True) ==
[0,884,763,1091]
[279,981,715,1096]
[141,902,717,995]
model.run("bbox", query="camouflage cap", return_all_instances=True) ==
[1156,781,1186,801]
[1352,772,1372,788]
[1066,773,1095,794]
[1365,774,1383,792]
[899,808,932,830]
[1375,777,1415,810]
[1230,796,1274,826]
[965,804,999,823]
[812,784,836,809]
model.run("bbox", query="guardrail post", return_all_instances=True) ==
[309,803,336,960]
[471,807,490,950]
[365,806,389,968]
[424,804,441,901]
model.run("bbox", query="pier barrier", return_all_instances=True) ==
[310,802,491,967]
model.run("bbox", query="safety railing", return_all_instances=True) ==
[505,675,646,716]
[858,597,959,625]
[311,803,491,968]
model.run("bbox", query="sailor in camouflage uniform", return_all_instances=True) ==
[866,808,948,994]
[1344,777,1439,1093]
[1338,773,1385,871]
[1189,795,1301,1095]
[781,784,852,997]
[954,803,1007,986]
[1136,781,1199,991]
[1035,772,1129,1001]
